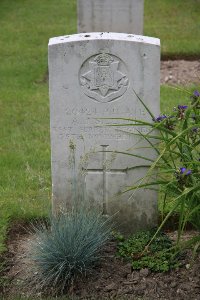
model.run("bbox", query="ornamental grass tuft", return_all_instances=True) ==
[30,207,113,295]
[29,139,113,295]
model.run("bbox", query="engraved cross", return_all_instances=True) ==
[84,145,126,214]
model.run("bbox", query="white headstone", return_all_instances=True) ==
[78,0,144,35]
[49,32,160,233]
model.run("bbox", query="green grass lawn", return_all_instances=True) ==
[0,0,200,254]
[144,0,200,58]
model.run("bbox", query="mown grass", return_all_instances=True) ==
[0,0,76,252]
[144,0,200,58]
[0,0,199,255]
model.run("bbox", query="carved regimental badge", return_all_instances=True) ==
[80,53,129,103]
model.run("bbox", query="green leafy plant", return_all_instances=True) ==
[116,229,180,272]
[105,88,200,252]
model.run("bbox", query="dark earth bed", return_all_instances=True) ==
[1,222,199,300]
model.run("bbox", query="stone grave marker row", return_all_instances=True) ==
[78,0,144,35]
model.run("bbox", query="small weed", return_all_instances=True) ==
[116,229,181,272]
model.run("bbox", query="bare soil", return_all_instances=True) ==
[160,60,200,85]
[1,223,200,300]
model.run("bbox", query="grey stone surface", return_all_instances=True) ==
[78,0,144,35]
[48,32,160,233]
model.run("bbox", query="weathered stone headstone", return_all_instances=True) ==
[77,0,144,35]
[49,32,160,233]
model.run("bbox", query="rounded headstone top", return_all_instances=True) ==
[49,32,160,47]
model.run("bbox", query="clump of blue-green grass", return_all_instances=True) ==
[30,208,113,295]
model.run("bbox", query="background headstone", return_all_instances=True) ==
[49,32,160,233]
[78,0,144,35]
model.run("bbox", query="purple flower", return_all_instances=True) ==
[193,90,200,98]
[191,127,198,133]
[177,105,188,120]
[180,167,192,176]
[154,115,167,122]
[180,167,186,174]
[178,105,188,110]
[191,90,200,108]
[185,170,192,175]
